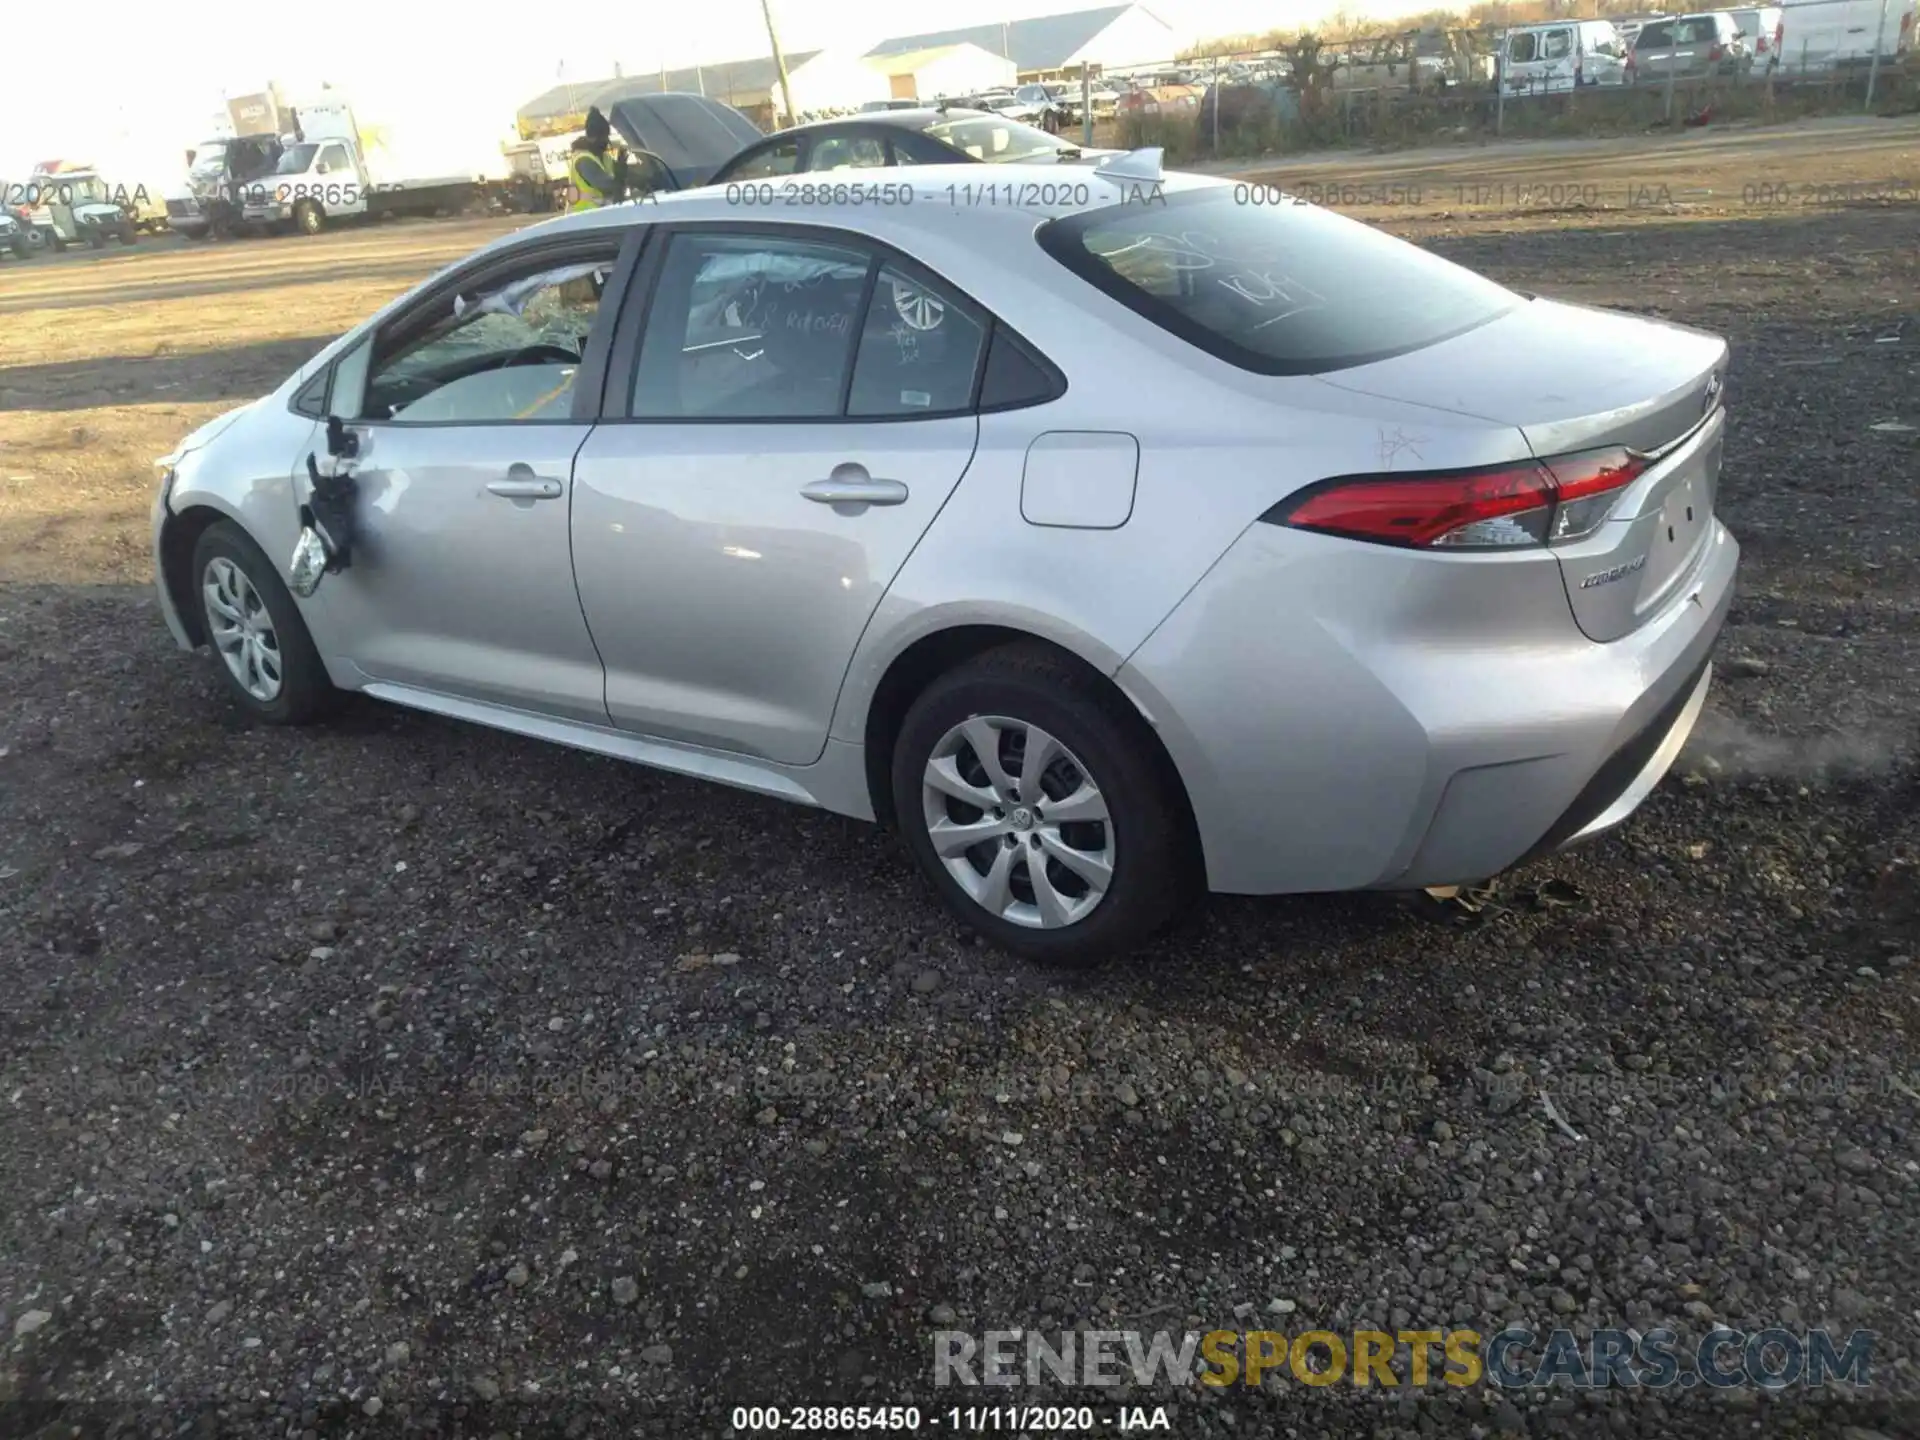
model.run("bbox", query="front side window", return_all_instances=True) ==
[1039,188,1519,376]
[318,145,351,173]
[276,143,319,175]
[354,250,617,423]
[1508,31,1540,62]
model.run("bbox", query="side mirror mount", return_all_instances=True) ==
[290,443,361,596]
[326,413,359,459]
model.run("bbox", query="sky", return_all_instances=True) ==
[0,0,1452,187]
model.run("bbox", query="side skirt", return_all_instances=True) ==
[359,680,876,820]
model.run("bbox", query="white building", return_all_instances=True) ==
[864,4,1182,83]
[867,43,1019,101]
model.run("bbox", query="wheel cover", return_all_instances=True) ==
[203,556,284,702]
[920,715,1115,930]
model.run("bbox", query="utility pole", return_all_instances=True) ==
[761,0,798,127]
[1865,0,1891,108]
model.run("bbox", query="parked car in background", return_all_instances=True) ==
[712,108,1116,183]
[150,158,1737,963]
[1499,19,1633,93]
[1730,6,1788,68]
[0,207,30,259]
[1777,0,1915,70]
[1016,82,1077,130]
[1114,81,1206,118]
[860,98,925,112]
[1628,13,1751,82]
[963,91,1051,126]
[1611,13,1670,47]
[17,165,140,250]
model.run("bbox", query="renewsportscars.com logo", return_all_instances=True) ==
[933,1326,1873,1391]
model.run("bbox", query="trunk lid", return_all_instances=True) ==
[1317,297,1728,642]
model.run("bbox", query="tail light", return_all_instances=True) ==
[1708,42,1724,60]
[1269,446,1650,551]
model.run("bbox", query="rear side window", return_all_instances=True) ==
[1037,189,1519,376]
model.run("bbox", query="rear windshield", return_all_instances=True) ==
[1036,188,1519,375]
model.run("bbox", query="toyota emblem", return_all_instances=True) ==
[1702,372,1722,413]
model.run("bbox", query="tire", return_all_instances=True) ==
[87,231,104,249]
[890,643,1197,964]
[191,520,336,725]
[293,199,324,235]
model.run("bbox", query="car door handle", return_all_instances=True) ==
[802,468,909,507]
[487,466,563,501]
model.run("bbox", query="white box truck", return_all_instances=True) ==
[237,95,525,234]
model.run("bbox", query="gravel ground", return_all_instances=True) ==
[2,126,1919,1438]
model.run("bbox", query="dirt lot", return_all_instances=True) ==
[2,118,1918,1437]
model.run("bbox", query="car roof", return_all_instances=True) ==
[506,160,1218,251]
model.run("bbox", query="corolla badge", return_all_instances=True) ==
[1580,554,1648,590]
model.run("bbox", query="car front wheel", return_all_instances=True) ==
[191,521,336,724]
[891,644,1196,964]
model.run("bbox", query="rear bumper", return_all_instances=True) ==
[1116,516,1738,895]
[1521,657,1712,861]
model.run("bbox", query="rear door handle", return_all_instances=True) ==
[802,465,908,508]
[487,464,563,501]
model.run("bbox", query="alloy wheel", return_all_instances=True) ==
[203,556,284,702]
[920,715,1115,929]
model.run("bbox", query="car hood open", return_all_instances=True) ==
[606,93,764,191]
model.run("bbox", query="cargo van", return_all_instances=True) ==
[1499,20,1632,94]
[1778,0,1917,68]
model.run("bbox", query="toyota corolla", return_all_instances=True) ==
[151,155,1737,963]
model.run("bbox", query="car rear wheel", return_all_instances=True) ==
[192,521,336,725]
[890,644,1195,964]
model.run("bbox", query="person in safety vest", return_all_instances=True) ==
[568,107,629,211]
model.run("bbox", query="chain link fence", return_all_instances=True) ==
[1040,22,1915,163]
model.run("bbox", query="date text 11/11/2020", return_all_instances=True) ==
[730,1405,1173,1431]
[721,180,1169,211]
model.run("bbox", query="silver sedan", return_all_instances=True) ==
[152,156,1737,963]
